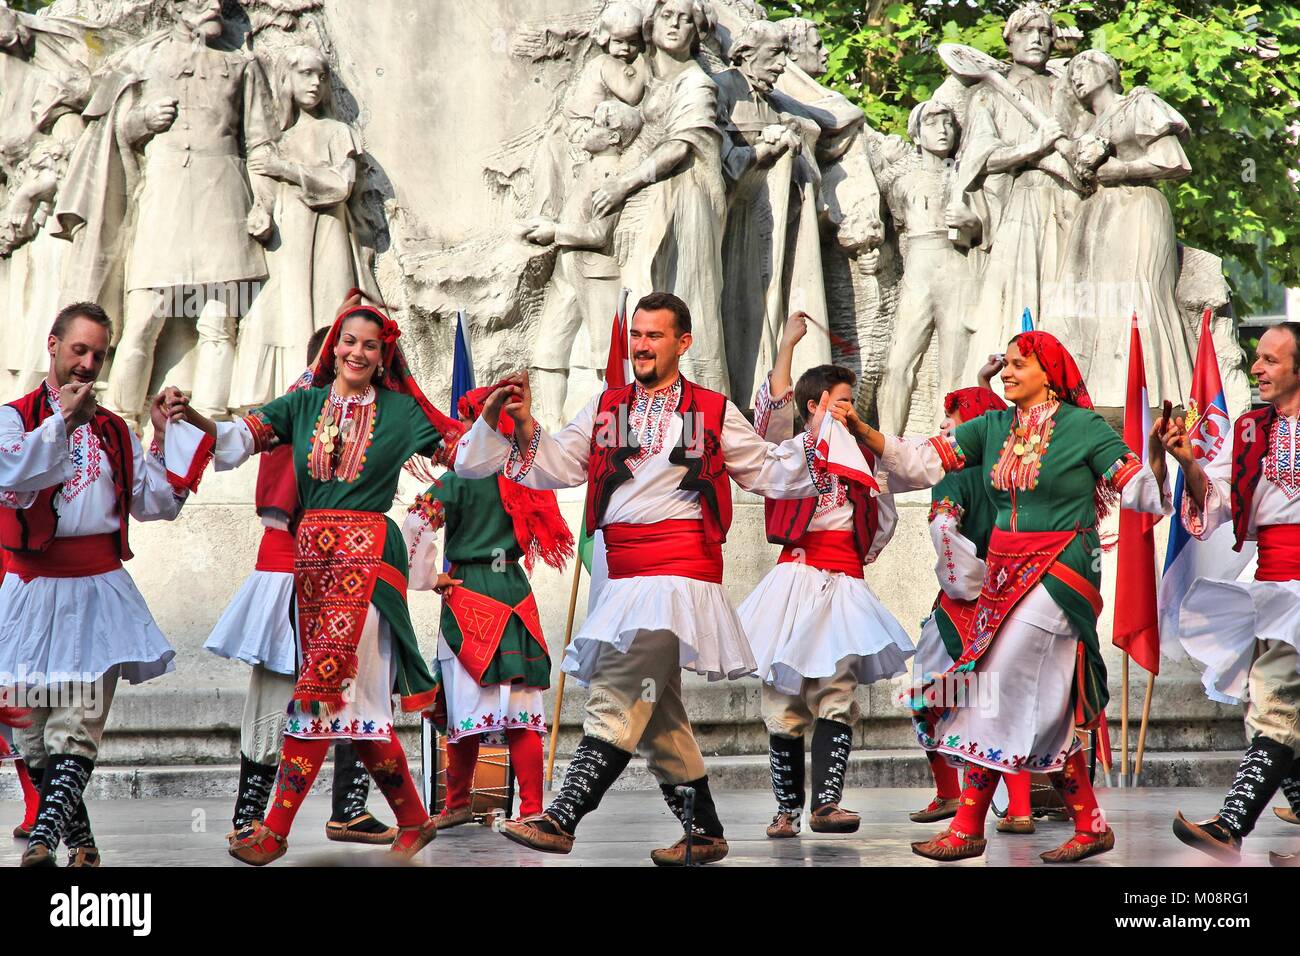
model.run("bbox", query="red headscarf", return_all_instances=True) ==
[1010,331,1094,410]
[943,386,1007,421]
[312,289,463,478]
[458,384,574,574]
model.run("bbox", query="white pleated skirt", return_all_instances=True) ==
[203,569,298,676]
[1178,577,1300,704]
[737,562,914,696]
[563,575,755,687]
[913,612,957,684]
[0,568,174,687]
[438,637,546,743]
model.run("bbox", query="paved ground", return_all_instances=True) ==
[3,787,1297,867]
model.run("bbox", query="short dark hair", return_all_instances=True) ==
[307,326,330,364]
[50,301,111,339]
[794,364,856,423]
[634,291,692,336]
[1279,321,1300,373]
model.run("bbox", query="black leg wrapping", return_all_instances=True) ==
[1279,757,1300,814]
[660,776,725,838]
[63,798,96,850]
[330,742,371,823]
[768,733,805,812]
[232,752,279,830]
[27,754,94,853]
[1220,735,1293,838]
[811,718,853,811]
[545,735,631,835]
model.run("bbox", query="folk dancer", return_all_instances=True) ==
[455,292,833,865]
[1159,323,1300,861]
[738,311,914,838]
[166,291,462,865]
[0,302,187,867]
[403,386,574,828]
[852,331,1169,862]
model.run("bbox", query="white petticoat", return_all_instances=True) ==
[281,604,396,741]
[0,568,174,687]
[437,636,546,743]
[919,585,1083,773]
[1178,577,1300,705]
[203,569,298,675]
[563,575,755,687]
[913,613,957,684]
[737,562,914,696]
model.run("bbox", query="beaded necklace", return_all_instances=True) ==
[990,399,1058,493]
[308,385,377,482]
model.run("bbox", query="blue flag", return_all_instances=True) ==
[1020,307,1034,333]
[450,309,475,411]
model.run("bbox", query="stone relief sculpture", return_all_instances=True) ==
[54,0,275,429]
[589,0,729,394]
[229,42,371,410]
[779,16,828,78]
[522,99,644,430]
[946,3,1086,388]
[873,100,985,435]
[1040,48,1196,408]
[716,18,829,402]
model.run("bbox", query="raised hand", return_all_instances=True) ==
[58,381,97,430]
[144,96,179,134]
[481,374,524,430]
[504,369,533,429]
[977,353,1006,388]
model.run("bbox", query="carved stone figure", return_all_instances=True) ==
[951,3,1085,384]
[780,16,828,78]
[589,0,729,394]
[54,0,274,428]
[522,99,644,430]
[1040,49,1195,408]
[716,17,828,401]
[874,101,984,434]
[230,43,371,410]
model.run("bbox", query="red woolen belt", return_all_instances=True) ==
[6,533,122,583]
[602,519,723,584]
[254,527,297,574]
[778,529,863,578]
[1256,524,1300,582]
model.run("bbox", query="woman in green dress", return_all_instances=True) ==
[404,385,574,828]
[848,331,1168,863]
[170,291,461,865]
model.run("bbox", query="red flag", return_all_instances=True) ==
[1113,317,1161,674]
[605,288,630,389]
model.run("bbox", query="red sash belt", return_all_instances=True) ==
[1256,525,1300,582]
[603,519,723,584]
[444,584,545,686]
[778,530,863,578]
[254,527,297,574]
[7,534,122,583]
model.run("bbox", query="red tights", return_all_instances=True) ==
[1004,770,1032,817]
[265,732,428,837]
[445,729,544,818]
[927,752,960,800]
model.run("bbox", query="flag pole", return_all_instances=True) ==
[545,557,584,790]
[1120,653,1129,787]
[1133,670,1156,784]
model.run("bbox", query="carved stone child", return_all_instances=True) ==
[564,1,649,138]
[520,99,644,429]
[231,43,372,409]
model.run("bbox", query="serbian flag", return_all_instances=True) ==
[580,288,632,608]
[1159,308,1254,657]
[1113,318,1161,675]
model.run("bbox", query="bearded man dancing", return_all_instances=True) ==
[455,291,833,865]
[0,302,186,867]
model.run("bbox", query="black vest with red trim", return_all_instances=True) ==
[763,441,880,561]
[0,382,135,558]
[584,378,731,544]
[1230,405,1276,552]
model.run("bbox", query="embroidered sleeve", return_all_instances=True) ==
[1102,452,1142,491]
[804,429,834,494]
[243,413,277,454]
[928,495,965,524]
[407,491,447,531]
[753,375,794,442]
[504,426,542,483]
[401,498,444,591]
[0,407,72,494]
[926,433,967,473]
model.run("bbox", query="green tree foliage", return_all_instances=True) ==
[764,1,1300,312]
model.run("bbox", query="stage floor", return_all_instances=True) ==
[3,787,1296,867]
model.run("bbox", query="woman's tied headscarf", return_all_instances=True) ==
[943,386,1007,421]
[312,289,463,477]
[459,384,574,574]
[1010,331,1094,410]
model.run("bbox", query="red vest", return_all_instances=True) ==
[0,382,135,558]
[1230,406,1275,552]
[764,442,880,563]
[584,378,732,544]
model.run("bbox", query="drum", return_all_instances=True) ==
[431,734,514,820]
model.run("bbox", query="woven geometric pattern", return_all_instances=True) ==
[293,510,388,712]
